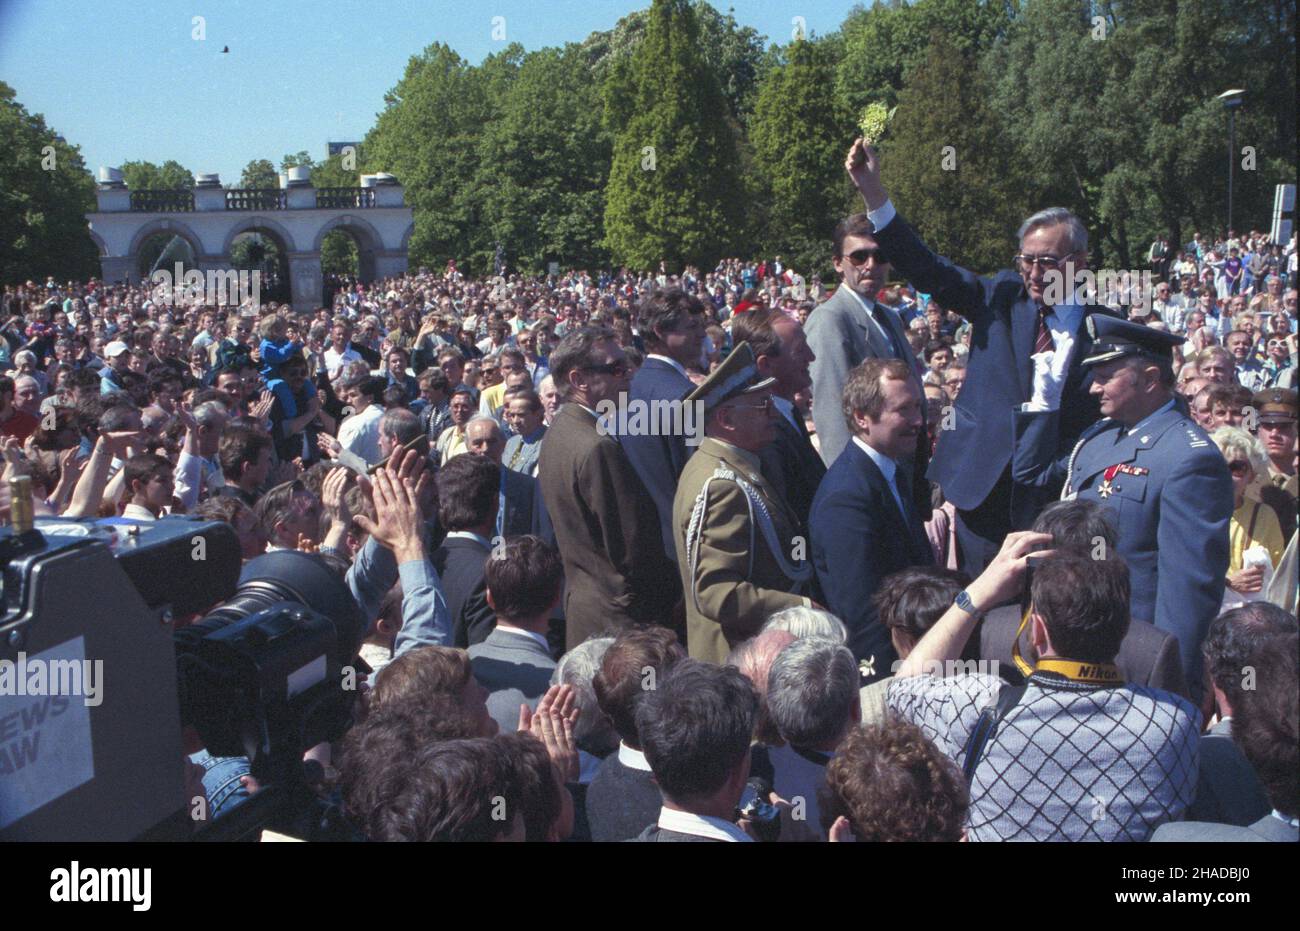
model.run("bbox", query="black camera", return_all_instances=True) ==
[0,517,363,841]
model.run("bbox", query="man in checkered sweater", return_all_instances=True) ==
[888,533,1200,841]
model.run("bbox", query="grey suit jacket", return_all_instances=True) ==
[1150,812,1298,842]
[979,603,1188,698]
[805,286,920,467]
[467,627,556,735]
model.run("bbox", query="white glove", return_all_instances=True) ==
[1024,331,1074,412]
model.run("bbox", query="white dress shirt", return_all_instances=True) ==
[617,742,653,772]
[656,806,753,842]
[492,624,550,653]
[646,353,689,380]
[337,403,384,465]
[853,435,907,521]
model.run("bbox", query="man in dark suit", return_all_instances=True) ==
[978,499,1187,697]
[633,659,760,843]
[536,327,681,650]
[464,415,554,543]
[468,536,563,734]
[1153,630,1299,842]
[805,216,924,470]
[587,627,686,841]
[731,307,825,536]
[617,288,707,560]
[844,137,1107,571]
[811,359,934,673]
[430,454,498,648]
[1187,604,1297,826]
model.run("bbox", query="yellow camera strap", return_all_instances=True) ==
[1011,606,1123,685]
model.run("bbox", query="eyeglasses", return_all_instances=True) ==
[582,361,629,376]
[1014,254,1072,272]
[844,248,884,266]
[1227,459,1251,476]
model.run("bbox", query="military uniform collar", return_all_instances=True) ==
[1121,397,1179,443]
[701,436,763,482]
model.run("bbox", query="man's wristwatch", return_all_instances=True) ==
[953,589,983,618]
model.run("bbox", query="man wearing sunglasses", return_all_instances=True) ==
[805,212,923,472]
[845,137,1107,573]
[537,327,681,651]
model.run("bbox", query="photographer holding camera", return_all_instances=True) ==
[887,532,1201,841]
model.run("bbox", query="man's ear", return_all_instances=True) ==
[1029,611,1051,656]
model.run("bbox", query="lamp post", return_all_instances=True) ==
[1217,89,1245,234]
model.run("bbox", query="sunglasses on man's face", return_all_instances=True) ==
[583,360,629,377]
[844,248,885,266]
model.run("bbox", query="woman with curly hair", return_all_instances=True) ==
[818,719,969,842]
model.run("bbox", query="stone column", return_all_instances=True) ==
[374,250,408,280]
[287,252,323,315]
[99,256,134,286]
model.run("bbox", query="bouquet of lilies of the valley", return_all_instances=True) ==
[858,102,896,146]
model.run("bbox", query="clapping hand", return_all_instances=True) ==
[251,390,275,422]
[518,684,580,784]
[316,433,342,458]
[352,460,425,564]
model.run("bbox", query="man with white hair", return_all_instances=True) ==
[12,374,42,418]
[845,137,1109,571]
[465,414,551,541]
[765,637,861,841]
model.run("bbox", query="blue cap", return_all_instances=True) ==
[1081,315,1184,367]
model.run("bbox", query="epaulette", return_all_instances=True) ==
[1181,419,1210,448]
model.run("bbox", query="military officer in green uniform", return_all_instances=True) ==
[673,342,814,665]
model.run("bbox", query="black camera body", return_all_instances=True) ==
[1,517,362,841]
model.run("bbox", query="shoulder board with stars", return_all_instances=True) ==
[1183,423,1209,448]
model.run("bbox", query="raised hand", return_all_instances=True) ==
[844,137,887,211]
[519,684,579,784]
[252,390,276,421]
[352,467,424,564]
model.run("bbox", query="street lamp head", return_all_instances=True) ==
[1218,88,1246,107]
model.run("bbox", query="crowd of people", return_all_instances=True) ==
[0,136,1296,843]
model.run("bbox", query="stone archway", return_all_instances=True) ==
[87,172,413,313]
[222,217,297,305]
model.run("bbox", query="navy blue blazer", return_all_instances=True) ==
[810,440,934,674]
[874,212,1105,513]
[618,357,696,560]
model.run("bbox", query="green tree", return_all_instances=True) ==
[581,2,767,124]
[475,44,612,273]
[239,158,279,189]
[749,37,847,275]
[120,159,192,189]
[280,151,315,172]
[602,0,745,270]
[0,81,98,282]
[363,43,521,272]
[882,32,1025,273]
[835,0,1014,120]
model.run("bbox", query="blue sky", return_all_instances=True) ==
[1,0,852,185]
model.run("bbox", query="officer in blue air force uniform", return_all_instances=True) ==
[1012,315,1232,698]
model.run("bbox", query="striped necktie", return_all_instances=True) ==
[1034,306,1054,355]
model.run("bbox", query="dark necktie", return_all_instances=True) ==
[869,304,910,362]
[1034,306,1054,355]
